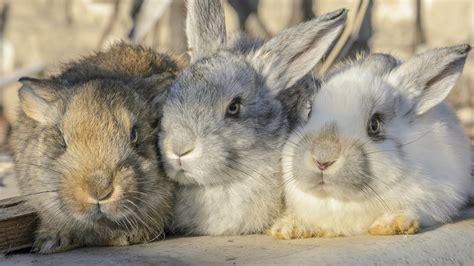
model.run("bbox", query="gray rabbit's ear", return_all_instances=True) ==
[18,77,62,125]
[388,44,471,115]
[250,9,347,94]
[186,0,226,62]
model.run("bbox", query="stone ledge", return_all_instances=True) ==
[3,208,473,265]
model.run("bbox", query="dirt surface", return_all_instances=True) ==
[2,208,473,265]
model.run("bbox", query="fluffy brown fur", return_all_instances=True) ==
[9,42,184,254]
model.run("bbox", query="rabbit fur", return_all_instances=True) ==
[9,43,183,253]
[159,0,347,235]
[270,45,472,239]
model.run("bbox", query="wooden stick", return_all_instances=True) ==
[97,0,120,49]
[0,64,45,89]
[0,196,37,254]
[319,0,370,75]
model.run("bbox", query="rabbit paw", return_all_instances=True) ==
[33,233,79,254]
[267,216,313,240]
[108,232,159,246]
[368,215,419,235]
[107,236,131,246]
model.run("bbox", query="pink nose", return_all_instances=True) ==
[316,160,336,170]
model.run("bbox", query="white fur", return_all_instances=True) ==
[277,49,472,236]
[172,170,282,235]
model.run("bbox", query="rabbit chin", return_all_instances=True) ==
[295,170,370,201]
[167,168,201,185]
[67,202,123,224]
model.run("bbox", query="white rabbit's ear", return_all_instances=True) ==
[250,9,347,94]
[186,0,226,63]
[18,77,62,125]
[389,44,471,116]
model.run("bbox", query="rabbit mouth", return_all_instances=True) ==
[312,174,333,190]
[169,168,199,185]
[91,209,108,222]
[308,180,335,196]
[175,170,191,181]
[90,211,123,228]
[76,203,116,224]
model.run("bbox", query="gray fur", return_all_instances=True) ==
[159,1,347,235]
[325,52,400,81]
[186,0,227,62]
[251,9,347,93]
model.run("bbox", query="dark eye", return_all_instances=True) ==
[130,127,138,143]
[226,98,241,117]
[367,113,383,137]
[57,128,67,150]
[61,136,67,149]
[59,135,67,151]
[306,101,312,119]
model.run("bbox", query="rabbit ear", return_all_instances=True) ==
[186,0,226,62]
[18,77,62,125]
[129,73,173,104]
[389,45,471,116]
[250,9,347,94]
[360,53,400,76]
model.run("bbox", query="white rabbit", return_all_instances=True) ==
[270,45,472,239]
[159,0,347,235]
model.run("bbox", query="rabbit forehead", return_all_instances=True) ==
[63,83,135,153]
[175,53,259,98]
[311,68,397,132]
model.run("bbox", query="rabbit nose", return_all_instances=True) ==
[96,187,114,201]
[172,142,196,158]
[316,160,336,170]
[87,174,114,201]
[87,185,114,202]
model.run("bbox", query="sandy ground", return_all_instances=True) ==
[2,208,473,265]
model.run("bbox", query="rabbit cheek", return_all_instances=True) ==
[60,176,98,219]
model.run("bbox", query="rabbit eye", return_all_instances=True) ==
[60,136,67,149]
[130,127,138,143]
[367,113,383,138]
[300,100,312,121]
[226,98,241,117]
[57,128,67,150]
[306,101,313,119]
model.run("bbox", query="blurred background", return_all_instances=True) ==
[0,0,473,199]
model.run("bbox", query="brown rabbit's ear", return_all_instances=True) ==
[129,73,173,105]
[18,77,62,125]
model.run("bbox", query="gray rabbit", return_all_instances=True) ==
[159,0,347,235]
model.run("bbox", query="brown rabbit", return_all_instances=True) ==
[9,42,185,254]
